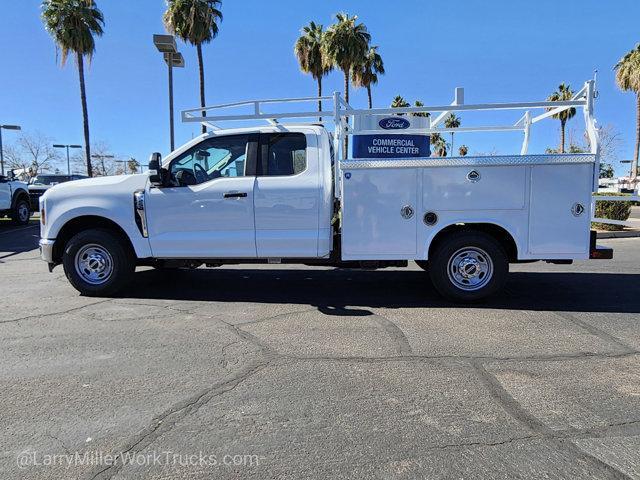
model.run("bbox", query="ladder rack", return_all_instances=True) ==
[181,79,599,161]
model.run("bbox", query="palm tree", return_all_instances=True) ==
[391,95,410,109]
[547,83,576,153]
[323,12,370,154]
[294,21,332,119]
[430,134,447,157]
[444,113,461,153]
[42,0,104,177]
[615,44,640,181]
[164,0,223,135]
[412,100,430,118]
[458,145,468,157]
[352,46,384,108]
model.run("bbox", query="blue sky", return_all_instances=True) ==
[0,0,638,174]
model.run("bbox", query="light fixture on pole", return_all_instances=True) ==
[0,124,21,176]
[153,34,185,152]
[53,144,82,175]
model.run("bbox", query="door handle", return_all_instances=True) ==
[223,192,247,199]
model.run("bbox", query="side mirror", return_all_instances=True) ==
[175,169,197,186]
[148,153,163,186]
[6,170,15,181]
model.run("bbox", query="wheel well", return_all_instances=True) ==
[11,189,30,208]
[428,223,518,262]
[53,216,135,263]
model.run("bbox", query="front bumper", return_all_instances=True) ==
[39,238,55,263]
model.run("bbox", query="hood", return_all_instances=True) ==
[28,184,53,191]
[42,174,149,202]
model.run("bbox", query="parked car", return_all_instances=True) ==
[0,171,31,225]
[29,174,87,211]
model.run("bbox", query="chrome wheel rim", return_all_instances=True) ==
[74,244,114,285]
[447,247,493,291]
[18,203,29,222]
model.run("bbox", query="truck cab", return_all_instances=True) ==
[145,125,333,259]
[0,171,31,225]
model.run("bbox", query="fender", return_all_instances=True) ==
[45,205,152,259]
[422,217,523,261]
[11,188,30,209]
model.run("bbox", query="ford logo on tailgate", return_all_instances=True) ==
[378,117,410,130]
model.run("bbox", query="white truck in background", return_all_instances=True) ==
[0,171,31,225]
[38,79,612,302]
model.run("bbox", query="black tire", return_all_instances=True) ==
[62,228,135,297]
[11,197,31,225]
[428,231,508,303]
[415,260,429,271]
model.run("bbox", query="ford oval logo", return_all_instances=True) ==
[378,117,410,130]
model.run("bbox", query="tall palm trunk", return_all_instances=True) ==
[77,52,92,177]
[317,77,322,122]
[632,93,640,181]
[366,85,372,109]
[560,119,566,154]
[197,43,206,135]
[450,133,454,155]
[343,68,349,158]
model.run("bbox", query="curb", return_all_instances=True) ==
[596,230,640,239]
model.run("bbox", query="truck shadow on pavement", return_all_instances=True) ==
[124,268,640,314]
[0,221,39,261]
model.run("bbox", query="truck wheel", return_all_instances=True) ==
[11,198,31,225]
[429,231,508,303]
[62,229,134,297]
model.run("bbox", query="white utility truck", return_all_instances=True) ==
[0,171,31,225]
[39,79,612,302]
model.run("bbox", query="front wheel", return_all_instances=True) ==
[62,229,134,297]
[428,231,508,303]
[11,198,31,225]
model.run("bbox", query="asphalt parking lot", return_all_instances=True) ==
[1,222,640,479]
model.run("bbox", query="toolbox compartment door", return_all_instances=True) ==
[341,168,418,257]
[528,163,592,256]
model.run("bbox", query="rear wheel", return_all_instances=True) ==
[11,197,30,225]
[428,231,508,303]
[62,229,134,296]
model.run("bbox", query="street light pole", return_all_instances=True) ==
[168,51,175,151]
[0,124,21,176]
[53,144,82,175]
[153,35,185,152]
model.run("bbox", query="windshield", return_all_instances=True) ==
[29,175,71,185]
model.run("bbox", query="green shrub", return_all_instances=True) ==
[591,193,632,231]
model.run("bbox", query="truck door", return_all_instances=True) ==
[253,132,320,257]
[0,179,11,210]
[145,134,258,258]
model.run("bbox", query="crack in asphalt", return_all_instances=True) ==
[85,361,269,480]
[0,298,114,324]
[553,311,636,353]
[277,350,640,365]
[425,433,541,451]
[471,360,634,480]
[371,313,413,356]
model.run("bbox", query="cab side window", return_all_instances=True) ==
[259,133,307,176]
[169,135,250,185]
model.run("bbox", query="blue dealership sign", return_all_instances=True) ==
[352,134,430,158]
